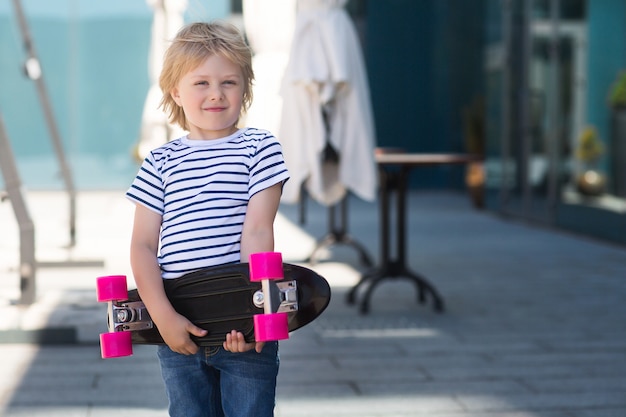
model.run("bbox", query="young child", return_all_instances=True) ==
[126,21,290,417]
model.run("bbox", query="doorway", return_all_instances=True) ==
[485,0,587,223]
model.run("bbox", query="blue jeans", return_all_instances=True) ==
[157,343,279,417]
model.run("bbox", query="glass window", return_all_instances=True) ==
[532,0,586,20]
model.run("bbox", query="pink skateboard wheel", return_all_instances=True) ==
[254,312,289,342]
[96,275,128,302]
[249,252,283,281]
[100,331,133,358]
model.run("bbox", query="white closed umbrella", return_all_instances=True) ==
[279,0,377,206]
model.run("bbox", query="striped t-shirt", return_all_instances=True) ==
[126,127,290,279]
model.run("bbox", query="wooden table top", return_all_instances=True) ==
[374,152,483,167]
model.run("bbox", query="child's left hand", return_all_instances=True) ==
[223,330,265,353]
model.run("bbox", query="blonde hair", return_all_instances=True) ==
[159,22,254,131]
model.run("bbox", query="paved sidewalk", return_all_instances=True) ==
[0,190,625,416]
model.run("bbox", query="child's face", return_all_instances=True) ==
[172,54,244,140]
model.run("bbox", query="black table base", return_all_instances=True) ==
[347,158,447,314]
[347,260,445,314]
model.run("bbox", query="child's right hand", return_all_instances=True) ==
[159,312,208,355]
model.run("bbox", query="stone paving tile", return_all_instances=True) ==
[275,395,467,416]
[457,391,626,413]
[356,379,531,396]
[277,382,358,398]
[2,407,168,417]
[523,375,626,393]
[571,409,626,417]
[1,408,90,417]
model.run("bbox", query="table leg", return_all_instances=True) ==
[346,169,391,307]
[347,166,445,314]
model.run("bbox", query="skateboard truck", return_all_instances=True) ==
[107,300,153,332]
[252,280,298,313]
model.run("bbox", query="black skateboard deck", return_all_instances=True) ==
[108,262,331,347]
